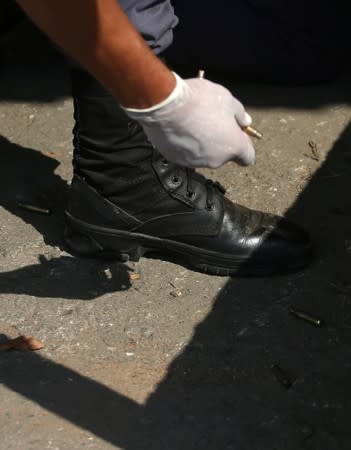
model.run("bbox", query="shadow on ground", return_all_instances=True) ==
[0,135,131,298]
[1,123,351,449]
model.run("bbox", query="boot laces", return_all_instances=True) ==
[171,165,226,210]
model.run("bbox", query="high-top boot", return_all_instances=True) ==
[65,68,313,276]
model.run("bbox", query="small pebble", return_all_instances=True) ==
[170,290,182,298]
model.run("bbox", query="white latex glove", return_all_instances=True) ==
[124,72,255,169]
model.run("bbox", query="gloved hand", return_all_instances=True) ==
[124,73,255,168]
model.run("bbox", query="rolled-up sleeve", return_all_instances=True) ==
[120,0,178,54]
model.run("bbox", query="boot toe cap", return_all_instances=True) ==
[246,216,314,272]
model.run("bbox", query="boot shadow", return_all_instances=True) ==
[0,135,68,248]
[0,136,131,299]
[0,255,132,300]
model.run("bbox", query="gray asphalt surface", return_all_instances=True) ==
[1,26,351,450]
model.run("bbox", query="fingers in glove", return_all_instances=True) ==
[232,132,255,166]
[232,97,252,128]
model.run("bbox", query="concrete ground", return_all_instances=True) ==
[1,26,351,450]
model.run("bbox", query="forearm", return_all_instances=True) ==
[16,0,175,108]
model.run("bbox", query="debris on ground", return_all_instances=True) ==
[169,290,182,298]
[0,335,44,352]
[169,281,182,298]
[304,140,321,161]
[129,272,140,281]
[271,364,293,389]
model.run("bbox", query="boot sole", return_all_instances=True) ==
[64,212,313,277]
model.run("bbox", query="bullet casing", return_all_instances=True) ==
[290,308,325,327]
[243,126,263,140]
[18,203,52,216]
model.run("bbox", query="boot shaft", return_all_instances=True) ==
[70,68,192,218]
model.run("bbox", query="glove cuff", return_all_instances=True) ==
[122,72,185,116]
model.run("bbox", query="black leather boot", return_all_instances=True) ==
[65,69,313,276]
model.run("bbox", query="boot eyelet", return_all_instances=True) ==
[171,176,181,184]
[186,191,195,199]
[161,159,169,167]
[206,203,215,211]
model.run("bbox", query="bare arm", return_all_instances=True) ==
[16,0,176,108]
[16,0,256,169]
